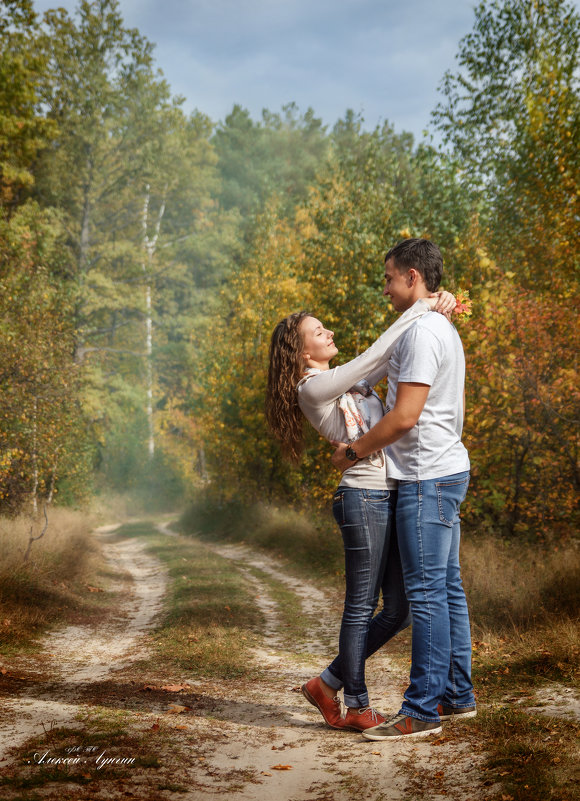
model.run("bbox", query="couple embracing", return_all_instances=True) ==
[266,238,476,742]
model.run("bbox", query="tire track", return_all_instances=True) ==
[0,526,167,762]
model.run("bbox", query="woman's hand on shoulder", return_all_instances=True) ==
[427,290,455,320]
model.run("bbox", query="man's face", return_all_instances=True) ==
[383,258,414,312]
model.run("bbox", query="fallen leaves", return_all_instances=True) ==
[431,736,451,746]
[166,704,193,714]
[161,683,191,692]
[270,764,292,770]
[85,585,104,593]
[141,682,191,692]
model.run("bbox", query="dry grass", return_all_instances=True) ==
[0,507,105,651]
[0,507,97,569]
[461,534,580,633]
[179,498,344,580]
[181,496,580,629]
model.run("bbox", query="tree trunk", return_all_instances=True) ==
[141,184,167,459]
[30,396,38,516]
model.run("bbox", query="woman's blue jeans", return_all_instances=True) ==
[396,472,475,721]
[321,487,411,708]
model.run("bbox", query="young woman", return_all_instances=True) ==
[265,293,455,732]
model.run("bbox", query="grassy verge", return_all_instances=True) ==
[181,496,580,801]
[245,565,314,649]
[178,497,345,584]
[0,509,111,655]
[113,521,265,680]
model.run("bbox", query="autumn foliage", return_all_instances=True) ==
[0,0,577,541]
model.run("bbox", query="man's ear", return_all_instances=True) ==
[407,268,417,286]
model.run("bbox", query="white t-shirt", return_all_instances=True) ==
[297,299,432,490]
[385,312,470,481]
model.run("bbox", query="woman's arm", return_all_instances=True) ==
[298,298,431,408]
[362,290,456,387]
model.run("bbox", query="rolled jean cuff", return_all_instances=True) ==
[344,690,370,708]
[399,704,440,723]
[320,667,343,692]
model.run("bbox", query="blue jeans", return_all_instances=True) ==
[321,487,411,708]
[396,471,475,721]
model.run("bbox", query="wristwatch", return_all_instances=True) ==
[345,445,359,462]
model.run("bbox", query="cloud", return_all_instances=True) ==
[29,0,503,137]
[123,0,478,136]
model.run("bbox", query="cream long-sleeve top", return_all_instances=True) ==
[297,298,432,490]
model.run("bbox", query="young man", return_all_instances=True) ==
[332,238,476,740]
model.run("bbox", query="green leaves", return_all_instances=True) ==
[433,0,580,288]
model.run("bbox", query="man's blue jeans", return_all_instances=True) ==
[321,487,411,708]
[396,471,475,721]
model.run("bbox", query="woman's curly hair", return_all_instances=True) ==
[265,311,311,463]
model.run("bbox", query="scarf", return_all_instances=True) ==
[302,369,385,468]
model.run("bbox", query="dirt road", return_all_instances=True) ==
[0,524,167,759]
[0,523,489,800]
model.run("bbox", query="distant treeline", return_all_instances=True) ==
[0,0,578,537]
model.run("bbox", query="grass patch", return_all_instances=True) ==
[114,521,266,680]
[0,508,112,655]
[468,707,580,801]
[462,534,580,632]
[179,497,345,584]
[245,565,312,647]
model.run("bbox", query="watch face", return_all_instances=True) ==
[346,446,358,461]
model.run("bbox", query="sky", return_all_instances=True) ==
[29,0,492,141]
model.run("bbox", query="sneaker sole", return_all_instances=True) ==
[440,710,477,721]
[301,684,344,730]
[362,724,443,742]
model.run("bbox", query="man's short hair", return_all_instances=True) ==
[385,238,443,292]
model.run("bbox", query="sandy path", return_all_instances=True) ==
[0,524,167,760]
[0,523,489,800]
[179,538,486,801]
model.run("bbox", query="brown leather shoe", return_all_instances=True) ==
[341,705,386,732]
[301,677,343,729]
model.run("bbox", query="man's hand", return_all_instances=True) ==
[330,382,430,467]
[330,440,351,472]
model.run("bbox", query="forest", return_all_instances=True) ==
[1,0,578,542]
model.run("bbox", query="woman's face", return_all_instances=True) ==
[299,316,338,369]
